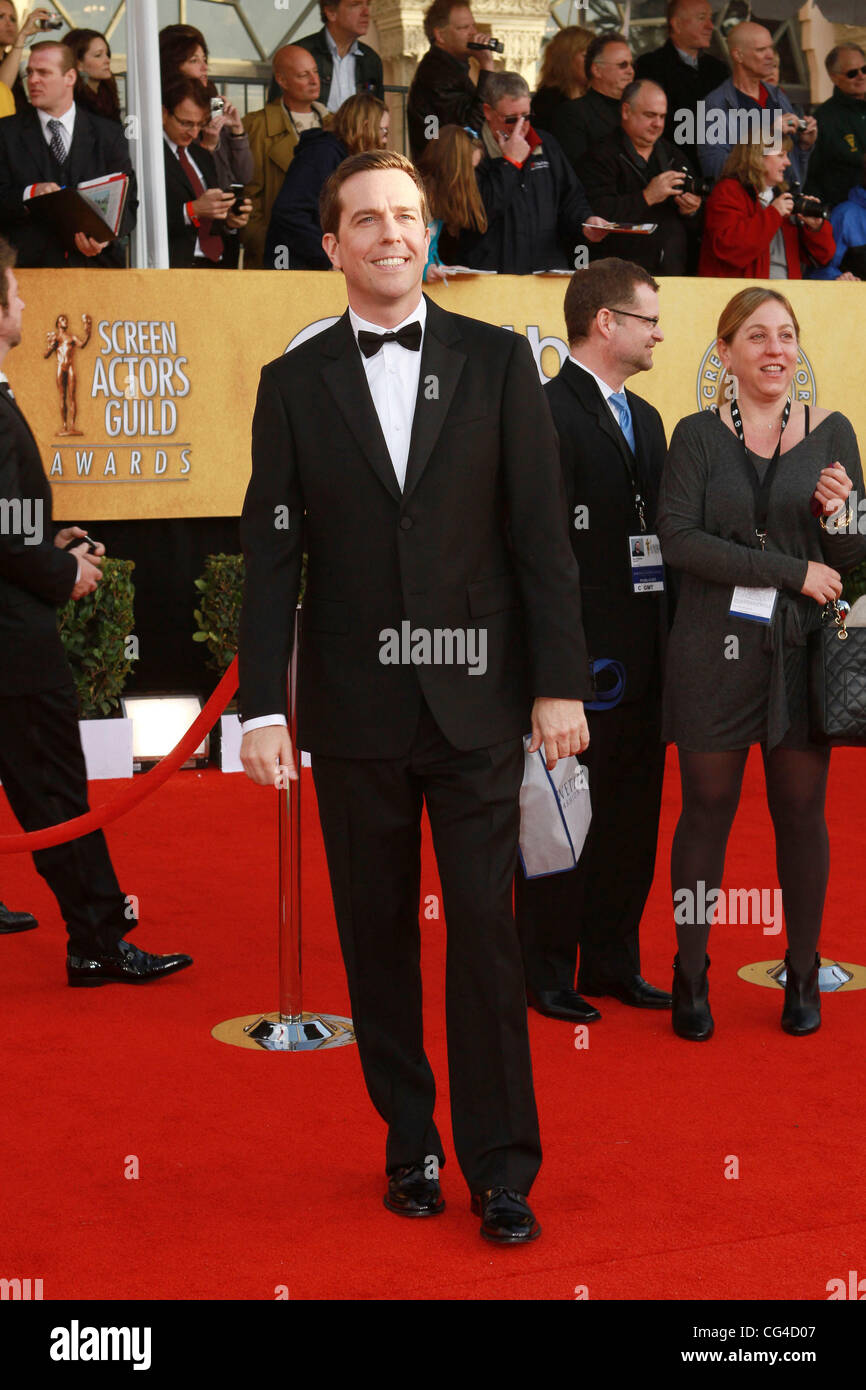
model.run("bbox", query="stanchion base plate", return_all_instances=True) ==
[212,1010,355,1052]
[737,958,866,992]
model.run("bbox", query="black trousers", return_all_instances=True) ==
[0,683,131,955]
[311,700,541,1195]
[515,694,665,991]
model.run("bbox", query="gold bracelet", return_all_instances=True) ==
[819,506,853,531]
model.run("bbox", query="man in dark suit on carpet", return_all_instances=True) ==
[515,258,672,1022]
[239,149,592,1244]
[0,40,136,268]
[0,239,192,986]
[162,77,251,268]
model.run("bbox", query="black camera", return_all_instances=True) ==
[676,164,713,198]
[467,38,505,53]
[36,14,63,30]
[786,180,828,220]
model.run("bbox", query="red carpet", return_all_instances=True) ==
[1,747,864,1302]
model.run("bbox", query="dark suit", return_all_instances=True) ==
[295,27,384,107]
[0,103,136,267]
[515,359,668,991]
[0,384,132,955]
[239,299,592,1191]
[635,39,729,168]
[163,140,234,268]
[577,128,693,275]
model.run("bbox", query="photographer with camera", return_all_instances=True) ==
[699,135,834,279]
[0,5,57,111]
[578,79,703,275]
[161,76,251,268]
[407,1,499,161]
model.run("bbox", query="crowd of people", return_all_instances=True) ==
[0,2,863,279]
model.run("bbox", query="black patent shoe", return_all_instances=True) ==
[0,901,38,934]
[470,1187,541,1244]
[67,938,193,986]
[781,951,821,1036]
[527,987,601,1023]
[672,953,714,1040]
[383,1162,445,1217]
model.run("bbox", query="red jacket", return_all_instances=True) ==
[699,177,835,278]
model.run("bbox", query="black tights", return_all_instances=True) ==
[671,746,831,979]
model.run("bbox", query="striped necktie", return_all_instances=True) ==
[47,117,68,167]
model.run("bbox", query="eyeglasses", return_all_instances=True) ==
[841,64,866,79]
[607,307,660,328]
[171,116,206,132]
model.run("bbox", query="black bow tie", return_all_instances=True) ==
[357,322,422,358]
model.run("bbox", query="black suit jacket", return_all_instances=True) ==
[295,28,384,107]
[163,140,232,268]
[635,39,729,165]
[0,104,136,268]
[0,386,77,696]
[239,298,593,756]
[546,359,668,704]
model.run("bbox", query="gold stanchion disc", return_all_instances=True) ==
[737,958,866,991]
[212,1010,355,1051]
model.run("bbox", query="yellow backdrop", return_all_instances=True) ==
[11,269,857,521]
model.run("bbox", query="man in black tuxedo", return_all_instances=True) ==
[0,240,192,986]
[515,258,672,1021]
[239,150,592,1244]
[0,41,136,268]
[162,77,251,268]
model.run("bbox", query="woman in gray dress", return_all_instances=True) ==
[657,286,866,1040]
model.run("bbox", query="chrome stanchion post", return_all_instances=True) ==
[212,610,355,1053]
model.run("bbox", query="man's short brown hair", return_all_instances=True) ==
[29,40,76,73]
[423,0,465,46]
[0,236,16,314]
[319,149,429,237]
[564,258,659,345]
[161,74,210,117]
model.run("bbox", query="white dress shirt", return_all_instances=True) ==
[23,103,76,200]
[567,353,624,406]
[324,28,363,113]
[243,295,427,733]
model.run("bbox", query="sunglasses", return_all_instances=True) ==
[842,64,866,79]
[499,112,529,125]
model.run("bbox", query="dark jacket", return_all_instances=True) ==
[295,26,383,107]
[0,103,136,267]
[453,126,592,274]
[577,127,692,275]
[635,38,729,163]
[265,129,347,270]
[531,85,568,133]
[163,139,233,268]
[0,386,77,697]
[407,46,493,159]
[806,87,866,210]
[551,87,623,171]
[545,358,669,704]
[239,297,593,751]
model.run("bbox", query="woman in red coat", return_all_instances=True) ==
[700,137,835,278]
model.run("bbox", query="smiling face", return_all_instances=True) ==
[831,46,866,100]
[179,44,208,81]
[608,283,664,376]
[718,300,798,404]
[322,167,429,326]
[762,146,790,187]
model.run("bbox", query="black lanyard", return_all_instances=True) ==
[730,396,792,550]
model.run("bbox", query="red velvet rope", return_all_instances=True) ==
[0,657,239,854]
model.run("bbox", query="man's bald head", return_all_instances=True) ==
[727,21,776,86]
[273,44,321,110]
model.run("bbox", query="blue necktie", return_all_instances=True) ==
[609,390,635,453]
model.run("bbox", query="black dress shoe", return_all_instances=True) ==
[0,901,38,934]
[781,951,821,1036]
[671,953,714,1040]
[471,1188,540,1244]
[578,973,672,1009]
[527,987,601,1023]
[67,938,193,987]
[383,1163,445,1217]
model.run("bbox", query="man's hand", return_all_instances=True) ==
[54,525,105,557]
[796,114,817,149]
[74,231,109,257]
[192,188,235,220]
[497,114,530,165]
[241,725,297,786]
[69,552,103,600]
[528,697,589,769]
[583,214,611,243]
[838,271,860,281]
[471,32,495,71]
[643,169,685,206]
[674,191,701,216]
[31,182,61,196]
[226,196,252,229]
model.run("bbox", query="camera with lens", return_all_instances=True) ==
[36,13,63,29]
[675,164,713,199]
[467,37,505,53]
[786,180,828,220]
[210,96,225,119]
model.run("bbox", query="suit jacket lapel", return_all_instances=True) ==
[66,105,87,186]
[22,109,52,184]
[321,312,403,503]
[561,358,637,475]
[402,296,466,501]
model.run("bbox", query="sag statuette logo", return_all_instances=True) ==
[696,340,817,412]
[45,308,192,483]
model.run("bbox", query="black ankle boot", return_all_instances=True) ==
[781,951,821,1036]
[672,953,714,1040]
